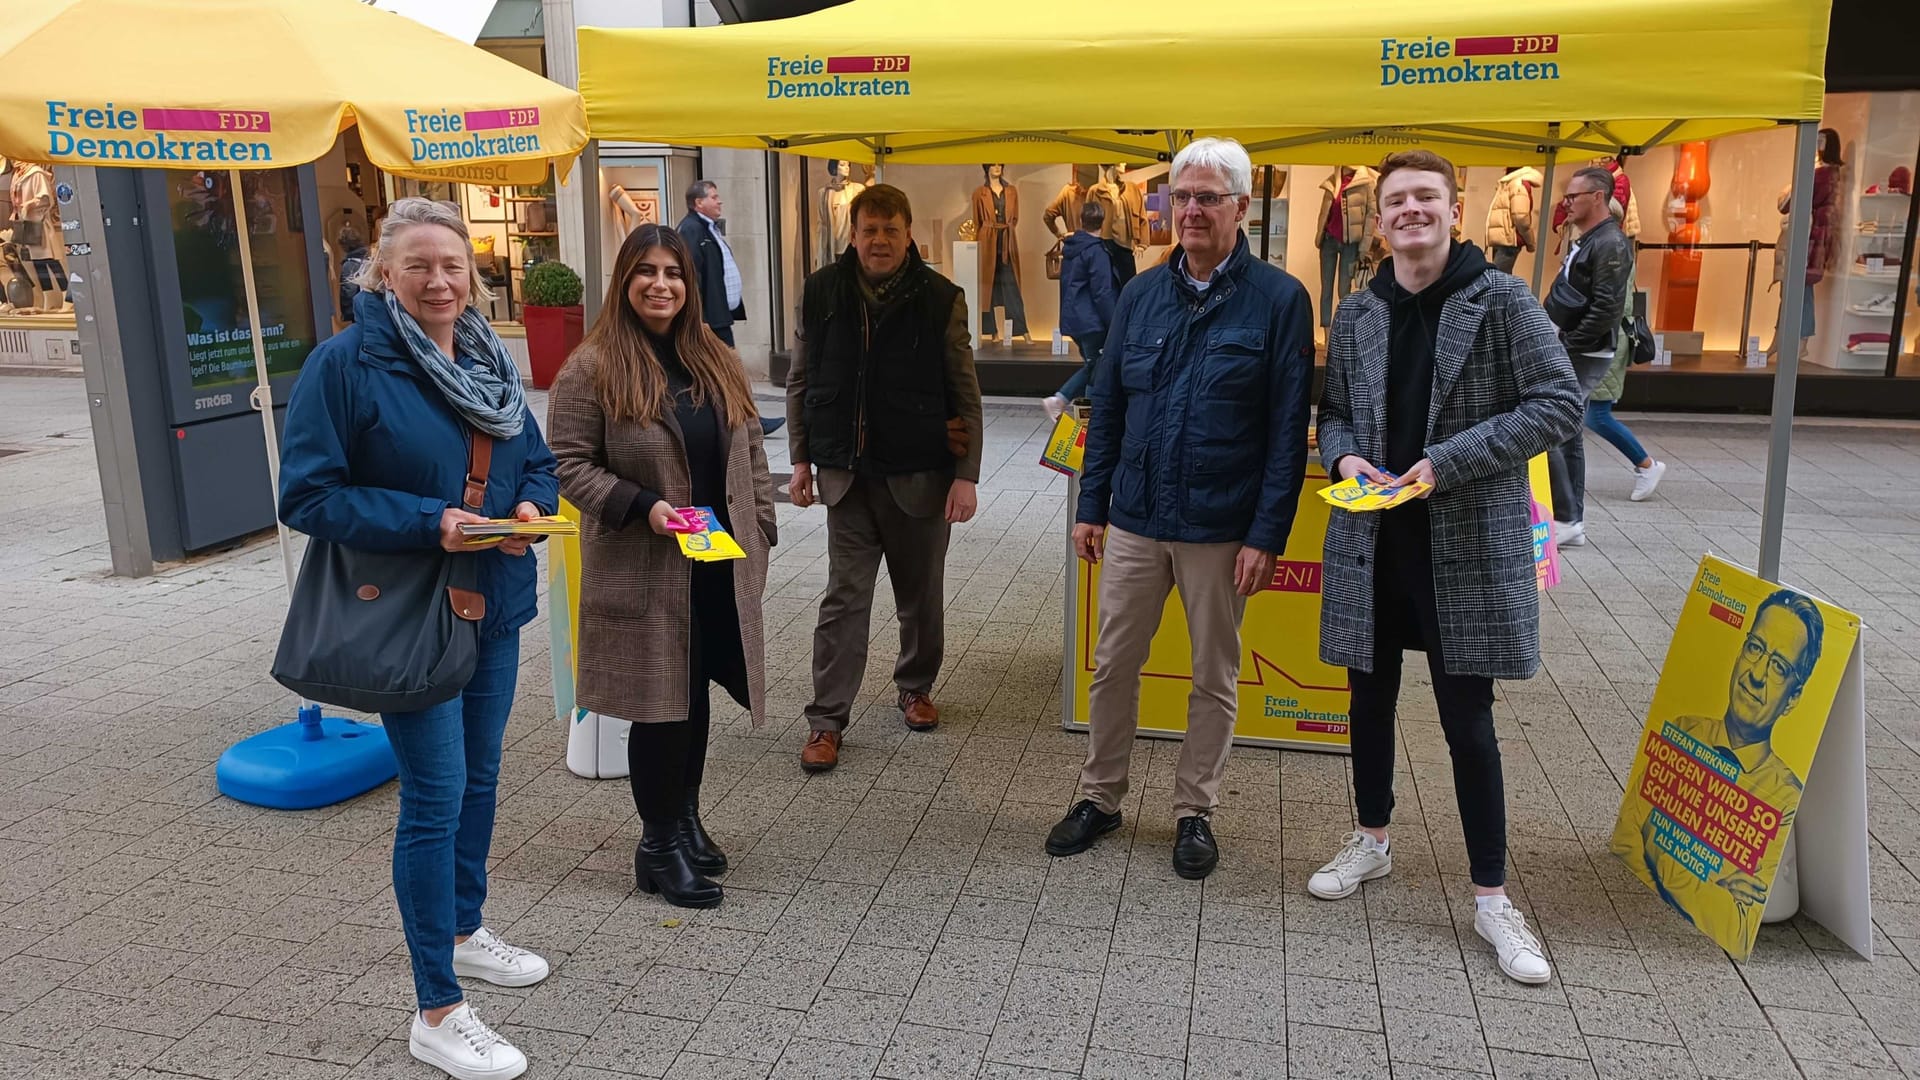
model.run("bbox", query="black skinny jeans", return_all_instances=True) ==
[626,561,741,826]
[1349,508,1507,888]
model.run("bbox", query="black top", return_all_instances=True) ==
[1369,241,1489,476]
[613,332,730,532]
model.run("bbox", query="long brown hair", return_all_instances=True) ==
[574,223,756,429]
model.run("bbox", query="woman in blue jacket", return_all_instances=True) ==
[279,197,558,1080]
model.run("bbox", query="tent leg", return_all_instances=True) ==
[1259,166,1273,262]
[580,140,602,326]
[229,168,298,598]
[873,134,887,183]
[1759,121,1819,582]
[1532,125,1559,297]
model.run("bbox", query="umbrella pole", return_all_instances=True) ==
[229,168,299,596]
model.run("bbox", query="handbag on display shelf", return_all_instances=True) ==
[271,433,493,714]
[7,217,43,247]
[1045,239,1064,280]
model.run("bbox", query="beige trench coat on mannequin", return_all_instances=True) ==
[971,181,1021,294]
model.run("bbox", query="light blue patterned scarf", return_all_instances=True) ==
[382,290,526,439]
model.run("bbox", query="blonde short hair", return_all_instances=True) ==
[352,196,494,305]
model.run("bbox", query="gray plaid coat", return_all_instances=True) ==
[1317,268,1581,680]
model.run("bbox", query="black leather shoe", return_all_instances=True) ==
[635,825,723,908]
[1046,800,1122,857]
[678,792,727,876]
[1173,815,1219,880]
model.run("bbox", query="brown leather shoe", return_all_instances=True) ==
[801,729,842,773]
[900,691,940,731]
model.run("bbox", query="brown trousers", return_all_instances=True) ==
[1079,527,1248,819]
[805,471,951,732]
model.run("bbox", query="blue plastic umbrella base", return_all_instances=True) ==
[216,704,397,810]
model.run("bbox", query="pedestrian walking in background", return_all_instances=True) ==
[1043,200,1118,420]
[546,222,777,910]
[279,197,559,1080]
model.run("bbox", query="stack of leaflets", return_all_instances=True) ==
[456,515,580,546]
[1318,475,1431,512]
[670,506,746,561]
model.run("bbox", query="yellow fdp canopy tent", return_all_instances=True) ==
[579,0,1829,165]
[580,0,1832,581]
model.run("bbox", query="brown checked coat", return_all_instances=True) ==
[546,344,777,726]
[1317,268,1581,681]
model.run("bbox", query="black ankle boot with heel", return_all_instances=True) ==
[634,822,723,908]
[678,792,727,876]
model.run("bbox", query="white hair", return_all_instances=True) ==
[1169,137,1253,198]
[354,195,494,305]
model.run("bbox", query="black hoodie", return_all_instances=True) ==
[1367,241,1491,475]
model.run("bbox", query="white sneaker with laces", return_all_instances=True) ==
[452,927,550,988]
[1307,832,1393,900]
[409,1003,527,1080]
[1555,520,1587,547]
[1630,460,1667,502]
[1474,897,1553,985]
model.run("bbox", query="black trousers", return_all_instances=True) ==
[1348,506,1507,888]
[627,561,744,824]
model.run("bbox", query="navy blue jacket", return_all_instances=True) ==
[279,291,560,641]
[1077,234,1315,554]
[1058,230,1116,339]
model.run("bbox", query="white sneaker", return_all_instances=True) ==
[1474,898,1553,985]
[409,1003,527,1080]
[1555,520,1587,547]
[452,927,550,988]
[1307,832,1393,900]
[1630,460,1667,502]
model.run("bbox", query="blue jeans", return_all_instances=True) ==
[1584,399,1649,467]
[383,630,520,1010]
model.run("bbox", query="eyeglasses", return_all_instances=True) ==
[1561,188,1604,204]
[1169,190,1238,209]
[1740,635,1800,684]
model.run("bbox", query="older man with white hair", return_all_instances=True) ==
[1048,137,1315,879]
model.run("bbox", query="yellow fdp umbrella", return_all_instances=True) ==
[0,0,587,589]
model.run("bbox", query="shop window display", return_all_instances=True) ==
[3,157,71,317]
[410,170,559,324]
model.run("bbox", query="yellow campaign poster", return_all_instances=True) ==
[1609,555,1861,961]
[548,498,586,725]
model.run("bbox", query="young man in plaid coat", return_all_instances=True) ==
[1310,149,1581,985]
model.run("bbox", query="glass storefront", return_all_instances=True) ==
[3,157,74,322]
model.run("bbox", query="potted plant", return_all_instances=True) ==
[521,259,584,390]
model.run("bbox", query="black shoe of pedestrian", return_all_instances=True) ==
[760,416,786,435]
[678,791,727,877]
[1173,815,1219,880]
[1046,800,1122,857]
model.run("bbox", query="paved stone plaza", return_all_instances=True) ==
[5,372,1920,1079]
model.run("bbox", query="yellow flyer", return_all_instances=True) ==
[1609,555,1860,960]
[1039,411,1087,477]
[1318,475,1431,511]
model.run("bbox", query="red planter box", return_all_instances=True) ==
[524,304,584,390]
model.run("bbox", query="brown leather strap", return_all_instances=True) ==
[463,432,493,510]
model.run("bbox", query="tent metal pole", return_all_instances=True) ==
[1532,125,1559,297]
[228,168,298,598]
[580,140,603,326]
[1259,166,1273,262]
[1759,120,1818,582]
[873,134,887,182]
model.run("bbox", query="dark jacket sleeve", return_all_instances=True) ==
[945,295,984,484]
[1088,245,1117,328]
[278,345,447,552]
[1076,285,1134,526]
[1565,231,1631,355]
[1244,283,1315,554]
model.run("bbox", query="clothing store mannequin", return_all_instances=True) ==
[607,184,654,235]
[8,159,68,314]
[1314,165,1376,328]
[1045,165,1100,241]
[1089,165,1149,252]
[970,163,1029,342]
[816,159,866,268]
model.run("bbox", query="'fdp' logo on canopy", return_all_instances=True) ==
[1378,35,1563,88]
[767,54,914,100]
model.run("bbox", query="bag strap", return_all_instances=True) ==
[463,431,493,511]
